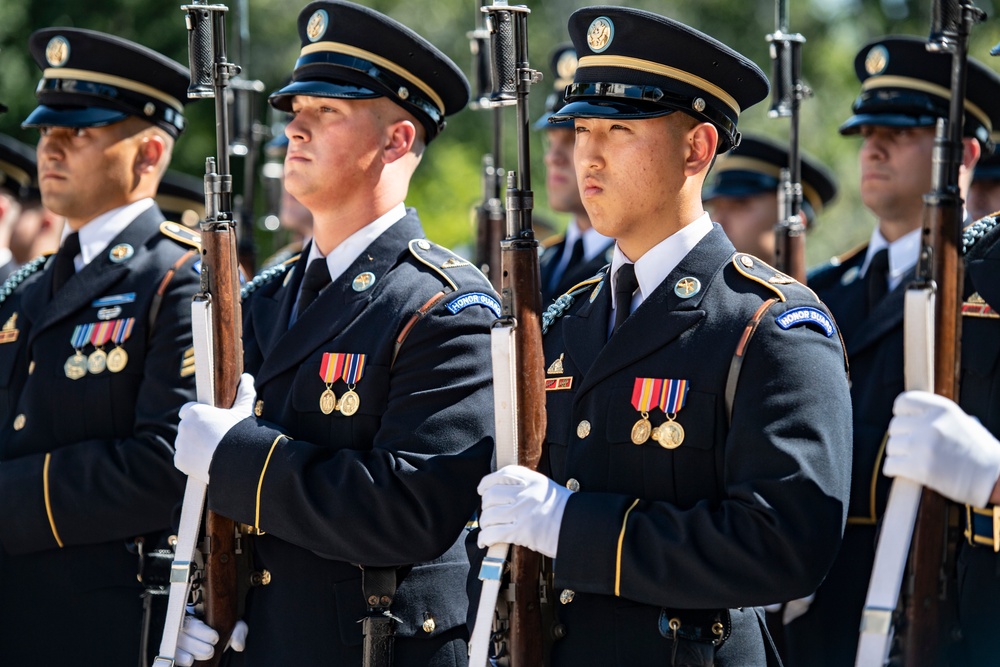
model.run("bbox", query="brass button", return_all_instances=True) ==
[422,616,436,633]
[254,399,264,417]
[559,589,575,604]
[566,478,580,492]
[417,240,431,250]
[13,414,25,430]
[740,255,754,268]
[249,570,271,586]
[576,420,591,439]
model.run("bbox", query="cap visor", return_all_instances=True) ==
[838,113,936,135]
[22,104,129,129]
[269,79,379,111]
[535,111,573,130]
[549,99,675,122]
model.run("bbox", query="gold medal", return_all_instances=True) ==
[87,349,107,374]
[65,352,88,380]
[651,420,685,449]
[338,389,360,416]
[631,412,651,445]
[107,347,128,373]
[320,388,337,415]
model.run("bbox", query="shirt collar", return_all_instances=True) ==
[861,225,921,291]
[69,199,155,269]
[609,212,713,311]
[305,202,407,284]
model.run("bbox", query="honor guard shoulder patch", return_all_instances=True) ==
[407,239,490,293]
[775,307,835,337]
[446,292,501,318]
[159,221,201,251]
[241,255,300,301]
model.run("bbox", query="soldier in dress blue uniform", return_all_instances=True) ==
[791,36,1000,666]
[0,28,201,665]
[968,144,1000,221]
[474,7,852,666]
[0,133,40,281]
[536,44,612,306]
[156,169,205,230]
[704,134,838,265]
[170,2,496,666]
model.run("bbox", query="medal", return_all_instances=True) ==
[107,318,134,373]
[651,419,685,449]
[65,353,88,380]
[87,349,107,374]
[337,353,366,416]
[631,411,651,445]
[320,388,338,415]
[107,347,129,373]
[631,377,689,447]
[66,324,91,380]
[337,390,360,416]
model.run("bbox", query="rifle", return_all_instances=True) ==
[766,0,811,283]
[228,0,266,276]
[467,2,547,665]
[469,0,505,291]
[153,3,244,665]
[856,2,984,665]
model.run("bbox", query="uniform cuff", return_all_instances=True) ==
[553,491,639,597]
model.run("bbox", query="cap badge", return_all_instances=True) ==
[352,272,376,292]
[865,45,889,76]
[45,36,71,68]
[143,102,156,117]
[556,50,578,83]
[674,277,701,299]
[586,17,614,53]
[398,86,410,100]
[109,244,134,263]
[692,98,707,113]
[306,9,329,43]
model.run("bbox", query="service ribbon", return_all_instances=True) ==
[631,378,689,414]
[341,353,366,385]
[71,323,93,349]
[111,318,135,345]
[319,352,347,384]
[90,321,114,347]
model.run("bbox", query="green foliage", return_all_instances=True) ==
[3,0,1000,267]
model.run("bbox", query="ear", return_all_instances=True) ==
[382,120,417,164]
[135,133,166,175]
[685,122,718,177]
[961,137,982,172]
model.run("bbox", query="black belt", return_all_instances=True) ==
[965,504,1000,551]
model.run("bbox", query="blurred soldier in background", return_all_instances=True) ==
[704,134,837,265]
[968,143,1000,221]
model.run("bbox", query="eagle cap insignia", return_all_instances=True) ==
[556,50,578,85]
[865,45,889,76]
[306,9,329,43]
[46,36,70,67]
[587,17,614,53]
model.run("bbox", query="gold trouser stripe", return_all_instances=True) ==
[42,68,184,113]
[863,75,992,133]
[300,42,444,114]
[714,156,824,213]
[614,498,641,597]
[255,434,286,531]
[43,453,64,548]
[577,54,740,118]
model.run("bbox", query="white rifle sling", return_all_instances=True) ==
[468,322,519,666]
[855,287,935,667]
[153,296,216,666]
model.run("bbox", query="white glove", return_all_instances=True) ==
[884,390,1000,507]
[477,465,571,558]
[175,373,256,484]
[175,616,248,666]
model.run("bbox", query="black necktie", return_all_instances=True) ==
[294,258,332,322]
[612,263,638,334]
[866,247,890,314]
[50,232,81,296]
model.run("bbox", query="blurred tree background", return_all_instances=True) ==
[2,0,1000,266]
